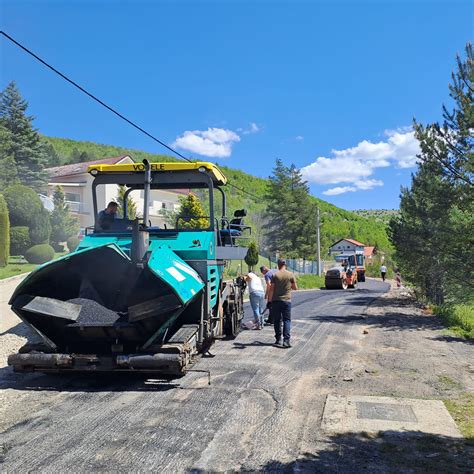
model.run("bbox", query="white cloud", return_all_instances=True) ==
[295,135,304,141]
[323,179,383,196]
[173,127,241,158]
[301,128,420,194]
[323,186,357,196]
[238,122,260,135]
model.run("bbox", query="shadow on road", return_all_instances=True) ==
[232,341,276,349]
[0,366,181,392]
[249,431,473,473]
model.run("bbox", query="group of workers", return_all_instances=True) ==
[246,259,297,348]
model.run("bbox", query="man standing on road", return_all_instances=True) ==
[267,259,297,348]
[380,264,387,282]
[260,265,276,325]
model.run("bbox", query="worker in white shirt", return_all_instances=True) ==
[246,271,265,329]
[380,264,387,282]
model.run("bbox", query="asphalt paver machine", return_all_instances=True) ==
[8,161,250,376]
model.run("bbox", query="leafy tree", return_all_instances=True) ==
[176,193,209,229]
[0,82,48,189]
[245,241,259,271]
[116,185,137,220]
[50,186,79,246]
[3,184,43,226]
[0,194,10,267]
[389,43,474,304]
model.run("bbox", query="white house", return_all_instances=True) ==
[46,156,185,230]
[328,238,365,256]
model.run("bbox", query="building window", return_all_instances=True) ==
[65,192,81,203]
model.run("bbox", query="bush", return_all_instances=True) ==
[24,244,55,264]
[3,184,43,226]
[0,194,9,267]
[67,236,80,252]
[10,226,31,255]
[29,208,52,245]
[245,242,259,271]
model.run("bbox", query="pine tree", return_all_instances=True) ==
[42,141,61,167]
[264,159,316,258]
[0,123,18,187]
[116,185,137,220]
[176,193,209,229]
[50,186,79,246]
[390,43,474,304]
[0,82,48,190]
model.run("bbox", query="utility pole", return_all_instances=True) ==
[316,207,321,276]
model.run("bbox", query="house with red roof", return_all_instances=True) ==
[328,238,366,256]
[46,156,185,229]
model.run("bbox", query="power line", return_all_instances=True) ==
[0,30,192,162]
[227,182,261,200]
[1,30,264,201]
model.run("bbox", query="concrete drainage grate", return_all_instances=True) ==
[356,401,417,422]
[322,395,462,438]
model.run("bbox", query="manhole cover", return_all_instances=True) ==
[356,402,417,422]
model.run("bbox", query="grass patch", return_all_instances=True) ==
[444,393,474,439]
[437,375,463,390]
[296,274,325,289]
[0,253,67,280]
[434,304,474,339]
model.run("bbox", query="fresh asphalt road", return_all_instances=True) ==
[0,280,389,472]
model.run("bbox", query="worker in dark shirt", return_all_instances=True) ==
[267,259,297,348]
[97,202,118,230]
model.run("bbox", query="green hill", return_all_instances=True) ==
[44,136,392,256]
[353,209,400,224]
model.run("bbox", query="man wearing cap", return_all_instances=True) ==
[267,259,297,348]
[260,265,277,324]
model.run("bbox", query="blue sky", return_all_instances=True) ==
[1,0,472,209]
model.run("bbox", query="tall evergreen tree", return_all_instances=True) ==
[390,43,474,304]
[116,185,137,220]
[50,186,79,246]
[176,193,209,229]
[0,123,18,187]
[42,141,62,167]
[0,82,48,190]
[264,159,316,258]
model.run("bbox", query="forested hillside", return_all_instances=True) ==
[353,209,400,224]
[43,136,392,255]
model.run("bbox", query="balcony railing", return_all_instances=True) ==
[66,201,82,213]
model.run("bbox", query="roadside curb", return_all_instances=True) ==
[0,272,29,285]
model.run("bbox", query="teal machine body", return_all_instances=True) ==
[8,161,249,375]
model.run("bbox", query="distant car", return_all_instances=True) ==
[325,265,357,290]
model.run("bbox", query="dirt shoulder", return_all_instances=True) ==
[297,282,474,473]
